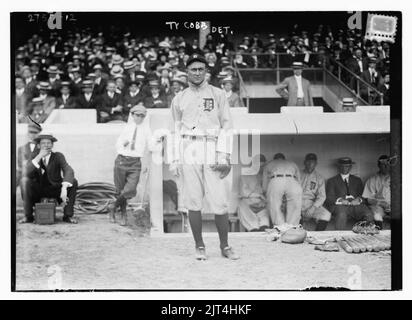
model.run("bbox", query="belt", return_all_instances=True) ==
[270,174,297,179]
[181,134,217,142]
[118,154,141,160]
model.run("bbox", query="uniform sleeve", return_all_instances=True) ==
[170,94,182,162]
[362,177,376,200]
[313,175,327,208]
[293,163,301,181]
[262,164,270,193]
[216,89,233,154]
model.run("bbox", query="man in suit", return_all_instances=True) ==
[123,79,145,120]
[17,123,42,197]
[377,73,390,105]
[360,57,382,103]
[46,66,63,98]
[143,80,168,108]
[21,66,39,99]
[20,133,78,224]
[97,80,124,122]
[325,157,373,230]
[92,64,108,96]
[55,82,77,109]
[345,48,368,91]
[276,62,314,106]
[70,66,83,97]
[15,76,30,119]
[75,80,99,109]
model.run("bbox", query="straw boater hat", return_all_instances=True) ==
[93,64,103,71]
[337,157,355,165]
[110,65,124,77]
[61,81,71,88]
[130,104,147,115]
[342,97,355,107]
[123,61,137,70]
[37,82,51,90]
[82,80,94,87]
[46,65,63,74]
[148,80,160,87]
[34,133,58,143]
[112,54,124,65]
[31,96,45,105]
[292,61,304,69]
[221,77,234,84]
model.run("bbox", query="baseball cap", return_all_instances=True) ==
[186,54,207,68]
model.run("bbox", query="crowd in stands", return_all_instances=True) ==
[14,24,391,124]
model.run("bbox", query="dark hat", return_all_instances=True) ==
[378,155,390,163]
[337,157,355,165]
[28,123,42,133]
[186,54,207,68]
[273,153,286,160]
[259,154,267,163]
[34,133,57,143]
[305,153,318,161]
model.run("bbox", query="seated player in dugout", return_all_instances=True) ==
[238,154,270,232]
[362,155,391,230]
[19,133,79,224]
[262,153,302,227]
[325,157,374,230]
[300,153,331,231]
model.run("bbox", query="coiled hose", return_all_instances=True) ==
[74,182,118,214]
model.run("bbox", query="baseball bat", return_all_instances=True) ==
[349,236,367,252]
[343,236,360,253]
[337,239,353,253]
[357,235,383,251]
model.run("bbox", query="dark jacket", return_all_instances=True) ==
[26,151,75,187]
[55,95,78,109]
[76,92,99,109]
[325,174,364,212]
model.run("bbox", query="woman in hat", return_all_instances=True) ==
[221,77,243,108]
[143,80,167,109]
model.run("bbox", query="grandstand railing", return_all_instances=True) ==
[232,52,385,107]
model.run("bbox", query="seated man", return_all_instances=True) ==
[362,155,391,230]
[20,133,78,224]
[56,81,77,109]
[238,154,270,231]
[325,157,373,230]
[263,153,302,227]
[300,153,331,231]
[143,80,168,108]
[97,80,124,123]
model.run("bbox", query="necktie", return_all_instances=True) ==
[43,157,48,167]
[344,178,350,195]
[130,126,138,151]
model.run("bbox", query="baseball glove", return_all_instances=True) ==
[210,163,231,179]
[281,226,307,244]
[352,221,380,235]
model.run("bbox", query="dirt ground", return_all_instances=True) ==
[15,212,391,291]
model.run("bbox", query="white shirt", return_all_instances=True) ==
[357,59,364,73]
[294,75,304,98]
[16,88,25,96]
[224,90,233,98]
[116,122,155,157]
[340,174,350,183]
[84,93,92,101]
[62,94,70,103]
[29,142,36,152]
[108,91,114,99]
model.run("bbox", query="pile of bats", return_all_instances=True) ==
[337,234,391,253]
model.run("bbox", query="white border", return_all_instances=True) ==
[1,0,410,300]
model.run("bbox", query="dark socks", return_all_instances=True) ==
[315,220,329,231]
[374,220,383,229]
[115,195,126,208]
[215,214,229,250]
[188,210,205,248]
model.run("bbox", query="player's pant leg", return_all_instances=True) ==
[203,164,229,215]
[63,178,78,217]
[285,179,303,226]
[334,205,351,230]
[181,164,204,212]
[313,206,332,222]
[238,199,260,231]
[121,158,141,199]
[113,155,127,199]
[352,204,374,223]
[256,208,270,228]
[266,179,286,226]
[23,177,40,219]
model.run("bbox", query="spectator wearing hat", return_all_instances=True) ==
[325,157,373,230]
[362,155,391,230]
[238,154,270,232]
[56,82,77,109]
[15,76,31,119]
[17,123,42,196]
[29,59,41,81]
[234,53,249,69]
[76,80,99,109]
[21,66,39,99]
[114,75,127,96]
[70,66,83,96]
[222,77,243,108]
[123,61,138,86]
[276,62,314,106]
[377,73,390,105]
[159,66,171,94]
[341,97,356,112]
[144,80,167,108]
[92,64,108,96]
[360,57,382,103]
[166,77,185,107]
[97,80,125,123]
[123,80,145,120]
[345,48,368,90]
[300,153,331,231]
[20,133,78,224]
[109,104,158,226]
[35,82,56,116]
[46,66,63,97]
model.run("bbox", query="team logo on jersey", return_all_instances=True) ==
[203,98,214,112]
[310,181,317,190]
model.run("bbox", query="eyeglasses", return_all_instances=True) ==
[132,113,146,118]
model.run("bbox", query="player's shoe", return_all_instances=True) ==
[221,246,240,260]
[195,247,207,260]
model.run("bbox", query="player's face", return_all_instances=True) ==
[378,161,390,175]
[339,164,352,175]
[187,61,207,86]
[304,160,317,173]
[293,68,302,76]
[132,112,145,125]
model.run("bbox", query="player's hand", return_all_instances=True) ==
[37,148,51,159]
[60,187,68,207]
[169,161,180,177]
[351,197,362,206]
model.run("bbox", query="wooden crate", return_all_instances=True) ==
[35,199,56,225]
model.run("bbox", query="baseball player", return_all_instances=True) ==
[169,54,239,261]
[263,153,302,227]
[300,153,331,231]
[362,155,391,230]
